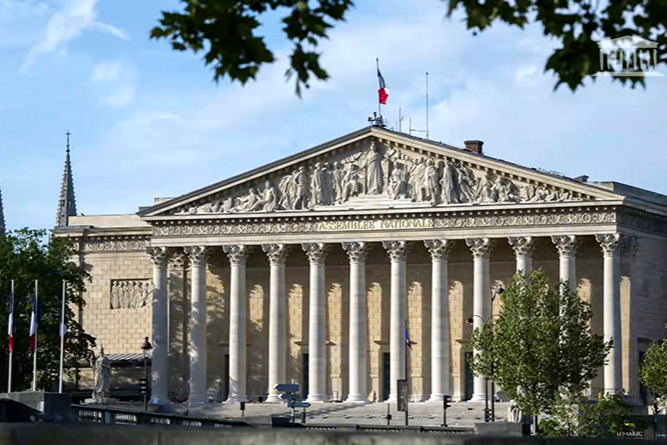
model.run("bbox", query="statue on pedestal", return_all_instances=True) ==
[92,347,111,400]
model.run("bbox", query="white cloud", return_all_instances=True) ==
[21,0,128,71]
[91,60,136,107]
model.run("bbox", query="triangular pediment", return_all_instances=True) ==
[139,126,624,218]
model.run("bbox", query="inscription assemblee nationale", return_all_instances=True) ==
[315,219,432,231]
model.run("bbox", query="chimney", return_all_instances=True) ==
[464,140,484,155]
[573,175,589,183]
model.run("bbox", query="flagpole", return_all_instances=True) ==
[404,318,410,426]
[8,280,14,393]
[376,58,381,118]
[32,279,38,391]
[425,72,429,140]
[59,280,66,393]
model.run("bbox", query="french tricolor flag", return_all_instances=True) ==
[7,286,14,353]
[29,291,39,354]
[377,67,389,105]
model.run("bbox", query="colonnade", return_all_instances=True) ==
[146,233,626,405]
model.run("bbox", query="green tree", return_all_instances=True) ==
[540,392,642,438]
[151,0,665,95]
[640,327,667,414]
[470,269,611,428]
[0,229,96,392]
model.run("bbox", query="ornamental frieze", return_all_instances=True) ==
[83,238,150,252]
[151,211,617,237]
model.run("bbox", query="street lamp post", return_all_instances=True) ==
[468,286,504,423]
[140,336,153,411]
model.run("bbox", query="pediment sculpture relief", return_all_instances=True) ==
[176,139,584,215]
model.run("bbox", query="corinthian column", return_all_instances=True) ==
[508,236,534,274]
[223,244,248,403]
[184,246,208,404]
[596,234,622,394]
[383,240,409,403]
[465,238,491,402]
[262,244,288,403]
[342,241,370,403]
[147,246,169,404]
[551,235,577,291]
[424,240,451,402]
[302,242,328,402]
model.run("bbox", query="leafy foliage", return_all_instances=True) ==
[151,0,353,96]
[640,327,667,413]
[0,229,96,391]
[446,0,666,91]
[540,392,642,438]
[152,0,665,95]
[470,269,611,419]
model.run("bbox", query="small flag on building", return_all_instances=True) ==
[377,66,389,105]
[7,286,14,353]
[404,322,412,350]
[29,290,39,354]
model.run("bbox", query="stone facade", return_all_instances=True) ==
[55,126,667,405]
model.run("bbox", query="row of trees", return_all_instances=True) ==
[470,269,667,438]
[0,229,95,392]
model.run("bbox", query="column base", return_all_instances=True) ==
[344,394,368,403]
[265,394,283,403]
[188,394,209,405]
[426,394,446,403]
[225,395,247,404]
[149,395,170,405]
[469,393,487,402]
[386,394,398,404]
[306,394,328,403]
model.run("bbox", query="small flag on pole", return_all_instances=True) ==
[377,66,389,105]
[7,285,14,353]
[404,323,412,350]
[29,289,39,354]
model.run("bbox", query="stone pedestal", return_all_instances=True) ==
[1,391,72,422]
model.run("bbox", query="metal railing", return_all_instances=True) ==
[71,404,253,429]
[272,421,473,434]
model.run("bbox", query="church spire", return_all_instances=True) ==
[56,131,77,227]
[0,178,6,237]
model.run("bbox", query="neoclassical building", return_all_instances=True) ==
[54,126,667,405]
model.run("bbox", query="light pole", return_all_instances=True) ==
[140,336,153,411]
[468,286,504,422]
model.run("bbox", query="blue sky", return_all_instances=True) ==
[1,0,665,231]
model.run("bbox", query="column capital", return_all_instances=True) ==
[465,238,492,259]
[508,236,534,257]
[185,246,209,267]
[302,242,327,264]
[146,246,168,266]
[551,235,577,257]
[424,239,450,260]
[262,244,288,265]
[342,241,370,263]
[383,240,409,261]
[596,233,622,256]
[223,244,248,265]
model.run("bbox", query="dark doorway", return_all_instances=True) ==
[302,353,309,400]
[464,351,474,401]
[382,352,390,401]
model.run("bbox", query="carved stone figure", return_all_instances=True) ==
[363,140,384,195]
[419,158,440,205]
[388,164,408,199]
[343,164,363,201]
[278,174,296,210]
[236,187,262,212]
[495,176,520,203]
[311,162,327,206]
[440,160,460,204]
[110,281,120,309]
[476,171,498,203]
[408,158,425,199]
[293,166,309,209]
[332,161,345,203]
[456,163,477,203]
[92,347,111,399]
